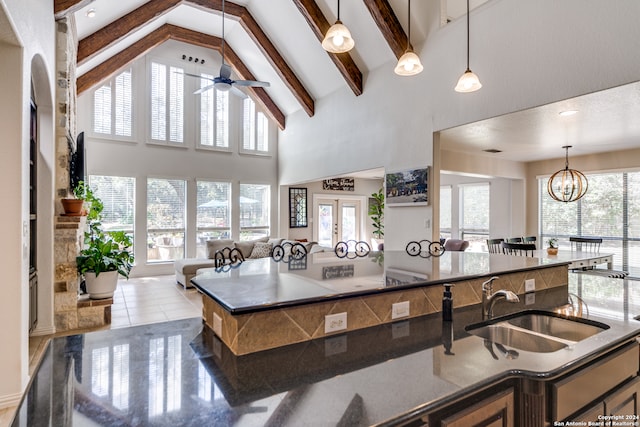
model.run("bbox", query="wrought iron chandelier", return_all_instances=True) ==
[547,145,588,203]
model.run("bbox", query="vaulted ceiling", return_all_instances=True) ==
[55,0,456,130]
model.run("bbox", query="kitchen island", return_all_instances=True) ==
[13,273,640,426]
[191,250,573,354]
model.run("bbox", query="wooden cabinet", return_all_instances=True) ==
[605,376,640,416]
[440,388,514,427]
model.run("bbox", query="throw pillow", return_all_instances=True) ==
[234,236,269,258]
[206,239,234,259]
[249,242,272,259]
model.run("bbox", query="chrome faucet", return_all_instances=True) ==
[482,276,520,319]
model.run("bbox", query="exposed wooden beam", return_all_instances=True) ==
[77,0,181,65]
[54,0,93,20]
[77,24,286,130]
[76,0,314,117]
[291,0,363,96]
[362,0,407,59]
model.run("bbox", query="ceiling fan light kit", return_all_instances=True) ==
[322,0,355,53]
[547,145,588,203]
[395,0,423,76]
[455,0,482,92]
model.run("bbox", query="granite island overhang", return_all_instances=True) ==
[191,251,573,355]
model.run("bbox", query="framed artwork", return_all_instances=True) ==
[385,167,429,207]
[289,187,308,228]
[322,177,354,191]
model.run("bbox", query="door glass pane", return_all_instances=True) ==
[147,178,185,262]
[341,204,356,242]
[318,204,333,247]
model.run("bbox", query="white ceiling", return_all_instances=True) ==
[73,0,640,165]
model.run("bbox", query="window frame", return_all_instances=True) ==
[239,97,272,156]
[147,57,186,147]
[90,67,135,142]
[195,69,231,152]
[239,182,271,240]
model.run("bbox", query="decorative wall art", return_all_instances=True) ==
[385,167,429,206]
[322,177,354,191]
[289,187,308,228]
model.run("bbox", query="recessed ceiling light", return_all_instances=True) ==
[559,110,578,117]
[86,9,96,18]
[483,148,502,153]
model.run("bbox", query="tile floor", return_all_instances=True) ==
[0,274,201,427]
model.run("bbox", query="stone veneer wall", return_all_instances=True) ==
[52,17,112,331]
[203,265,568,355]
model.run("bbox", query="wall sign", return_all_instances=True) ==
[322,177,354,191]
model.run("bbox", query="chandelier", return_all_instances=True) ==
[547,145,588,202]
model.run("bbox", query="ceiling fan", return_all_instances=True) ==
[182,0,269,98]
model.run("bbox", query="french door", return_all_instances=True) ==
[314,197,363,248]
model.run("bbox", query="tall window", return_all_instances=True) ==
[88,175,135,249]
[242,98,269,153]
[147,178,186,262]
[196,181,231,257]
[460,183,490,251]
[440,185,452,240]
[239,184,270,240]
[199,75,229,149]
[150,61,183,143]
[93,69,132,137]
[540,171,640,277]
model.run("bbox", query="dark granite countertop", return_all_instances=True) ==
[14,274,640,427]
[191,250,576,314]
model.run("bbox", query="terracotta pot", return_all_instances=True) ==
[61,198,84,216]
[85,270,119,299]
[547,247,558,255]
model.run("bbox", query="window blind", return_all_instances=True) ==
[93,84,112,134]
[114,70,132,137]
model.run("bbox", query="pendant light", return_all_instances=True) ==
[394,0,423,76]
[454,0,482,92]
[547,146,588,203]
[322,0,355,53]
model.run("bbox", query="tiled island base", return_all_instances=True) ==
[202,265,567,355]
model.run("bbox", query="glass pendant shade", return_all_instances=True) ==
[395,50,423,76]
[547,146,588,202]
[322,21,355,53]
[455,69,482,92]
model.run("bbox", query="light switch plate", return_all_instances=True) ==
[325,312,347,334]
[525,279,536,293]
[392,301,410,319]
[525,293,535,305]
[213,312,222,337]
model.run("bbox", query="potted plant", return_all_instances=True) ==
[61,181,88,216]
[76,185,134,299]
[547,238,559,255]
[369,188,384,250]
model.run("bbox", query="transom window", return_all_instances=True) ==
[150,61,184,144]
[242,98,269,154]
[93,69,132,137]
[198,75,229,149]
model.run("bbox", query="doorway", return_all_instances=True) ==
[313,196,365,248]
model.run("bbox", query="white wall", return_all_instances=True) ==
[77,40,280,277]
[279,0,640,251]
[0,0,55,408]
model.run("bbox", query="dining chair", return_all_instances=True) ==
[486,238,505,254]
[522,236,537,248]
[506,237,523,243]
[569,237,602,252]
[501,242,536,256]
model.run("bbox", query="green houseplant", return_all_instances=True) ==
[76,182,134,299]
[546,238,559,255]
[61,181,89,216]
[369,188,385,249]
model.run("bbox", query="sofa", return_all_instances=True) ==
[174,237,326,288]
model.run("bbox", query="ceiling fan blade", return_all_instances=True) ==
[229,85,248,99]
[234,80,271,88]
[194,84,215,94]
[220,64,232,80]
[181,71,214,81]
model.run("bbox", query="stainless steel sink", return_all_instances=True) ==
[465,310,609,353]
